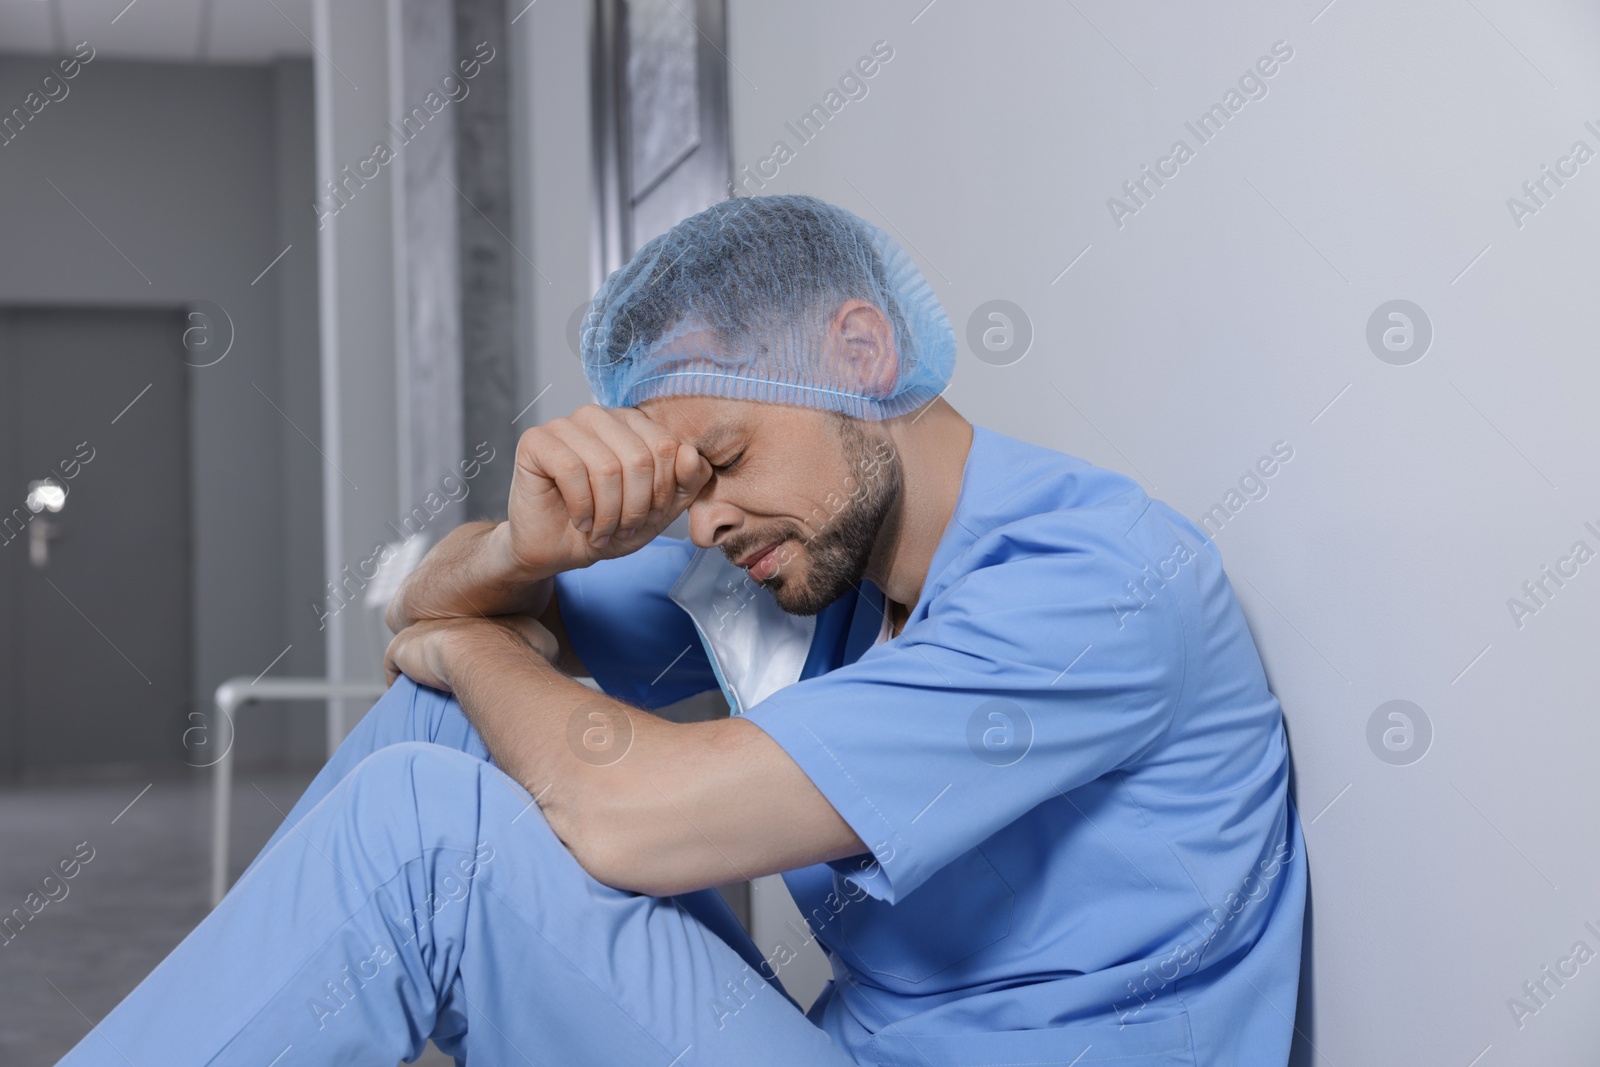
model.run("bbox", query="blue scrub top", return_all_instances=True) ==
[553,424,1307,1066]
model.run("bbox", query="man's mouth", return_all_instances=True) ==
[737,540,784,581]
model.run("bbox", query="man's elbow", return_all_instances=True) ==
[557,788,731,897]
[558,813,686,897]
[537,779,663,895]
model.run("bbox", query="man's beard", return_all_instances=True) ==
[742,417,902,616]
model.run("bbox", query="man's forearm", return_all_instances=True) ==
[443,625,664,883]
[387,520,555,631]
[433,622,868,897]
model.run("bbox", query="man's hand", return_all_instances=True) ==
[385,405,712,635]
[383,614,560,691]
[504,404,713,577]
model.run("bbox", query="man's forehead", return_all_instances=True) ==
[637,397,744,451]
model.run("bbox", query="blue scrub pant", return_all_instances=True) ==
[56,675,859,1066]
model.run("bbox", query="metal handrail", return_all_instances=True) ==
[209,677,390,906]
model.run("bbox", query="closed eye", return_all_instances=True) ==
[711,451,744,474]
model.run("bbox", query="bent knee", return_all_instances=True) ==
[401,676,490,755]
[326,743,506,852]
[342,743,533,827]
[336,743,575,871]
[347,740,482,786]
[336,742,489,821]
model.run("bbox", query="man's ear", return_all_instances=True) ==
[829,300,899,398]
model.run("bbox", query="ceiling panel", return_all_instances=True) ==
[60,0,208,61]
[0,0,312,63]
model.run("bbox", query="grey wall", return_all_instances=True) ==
[717,1,1600,1063]
[0,52,324,768]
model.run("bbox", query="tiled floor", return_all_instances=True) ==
[0,770,453,1066]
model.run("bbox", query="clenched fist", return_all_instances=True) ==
[504,404,713,577]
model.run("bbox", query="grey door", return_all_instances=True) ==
[0,307,191,778]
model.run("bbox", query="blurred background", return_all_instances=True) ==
[2,0,1599,1063]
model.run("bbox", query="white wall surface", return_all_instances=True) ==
[718,2,1600,1064]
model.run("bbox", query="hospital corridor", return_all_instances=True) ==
[1,1,1598,1065]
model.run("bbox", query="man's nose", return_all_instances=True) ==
[687,497,742,552]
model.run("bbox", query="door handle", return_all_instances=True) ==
[25,478,66,570]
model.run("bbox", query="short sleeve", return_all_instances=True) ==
[742,518,1189,904]
[551,535,720,709]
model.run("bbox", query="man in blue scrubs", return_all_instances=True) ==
[57,195,1304,1065]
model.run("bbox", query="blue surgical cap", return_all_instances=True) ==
[578,194,955,421]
